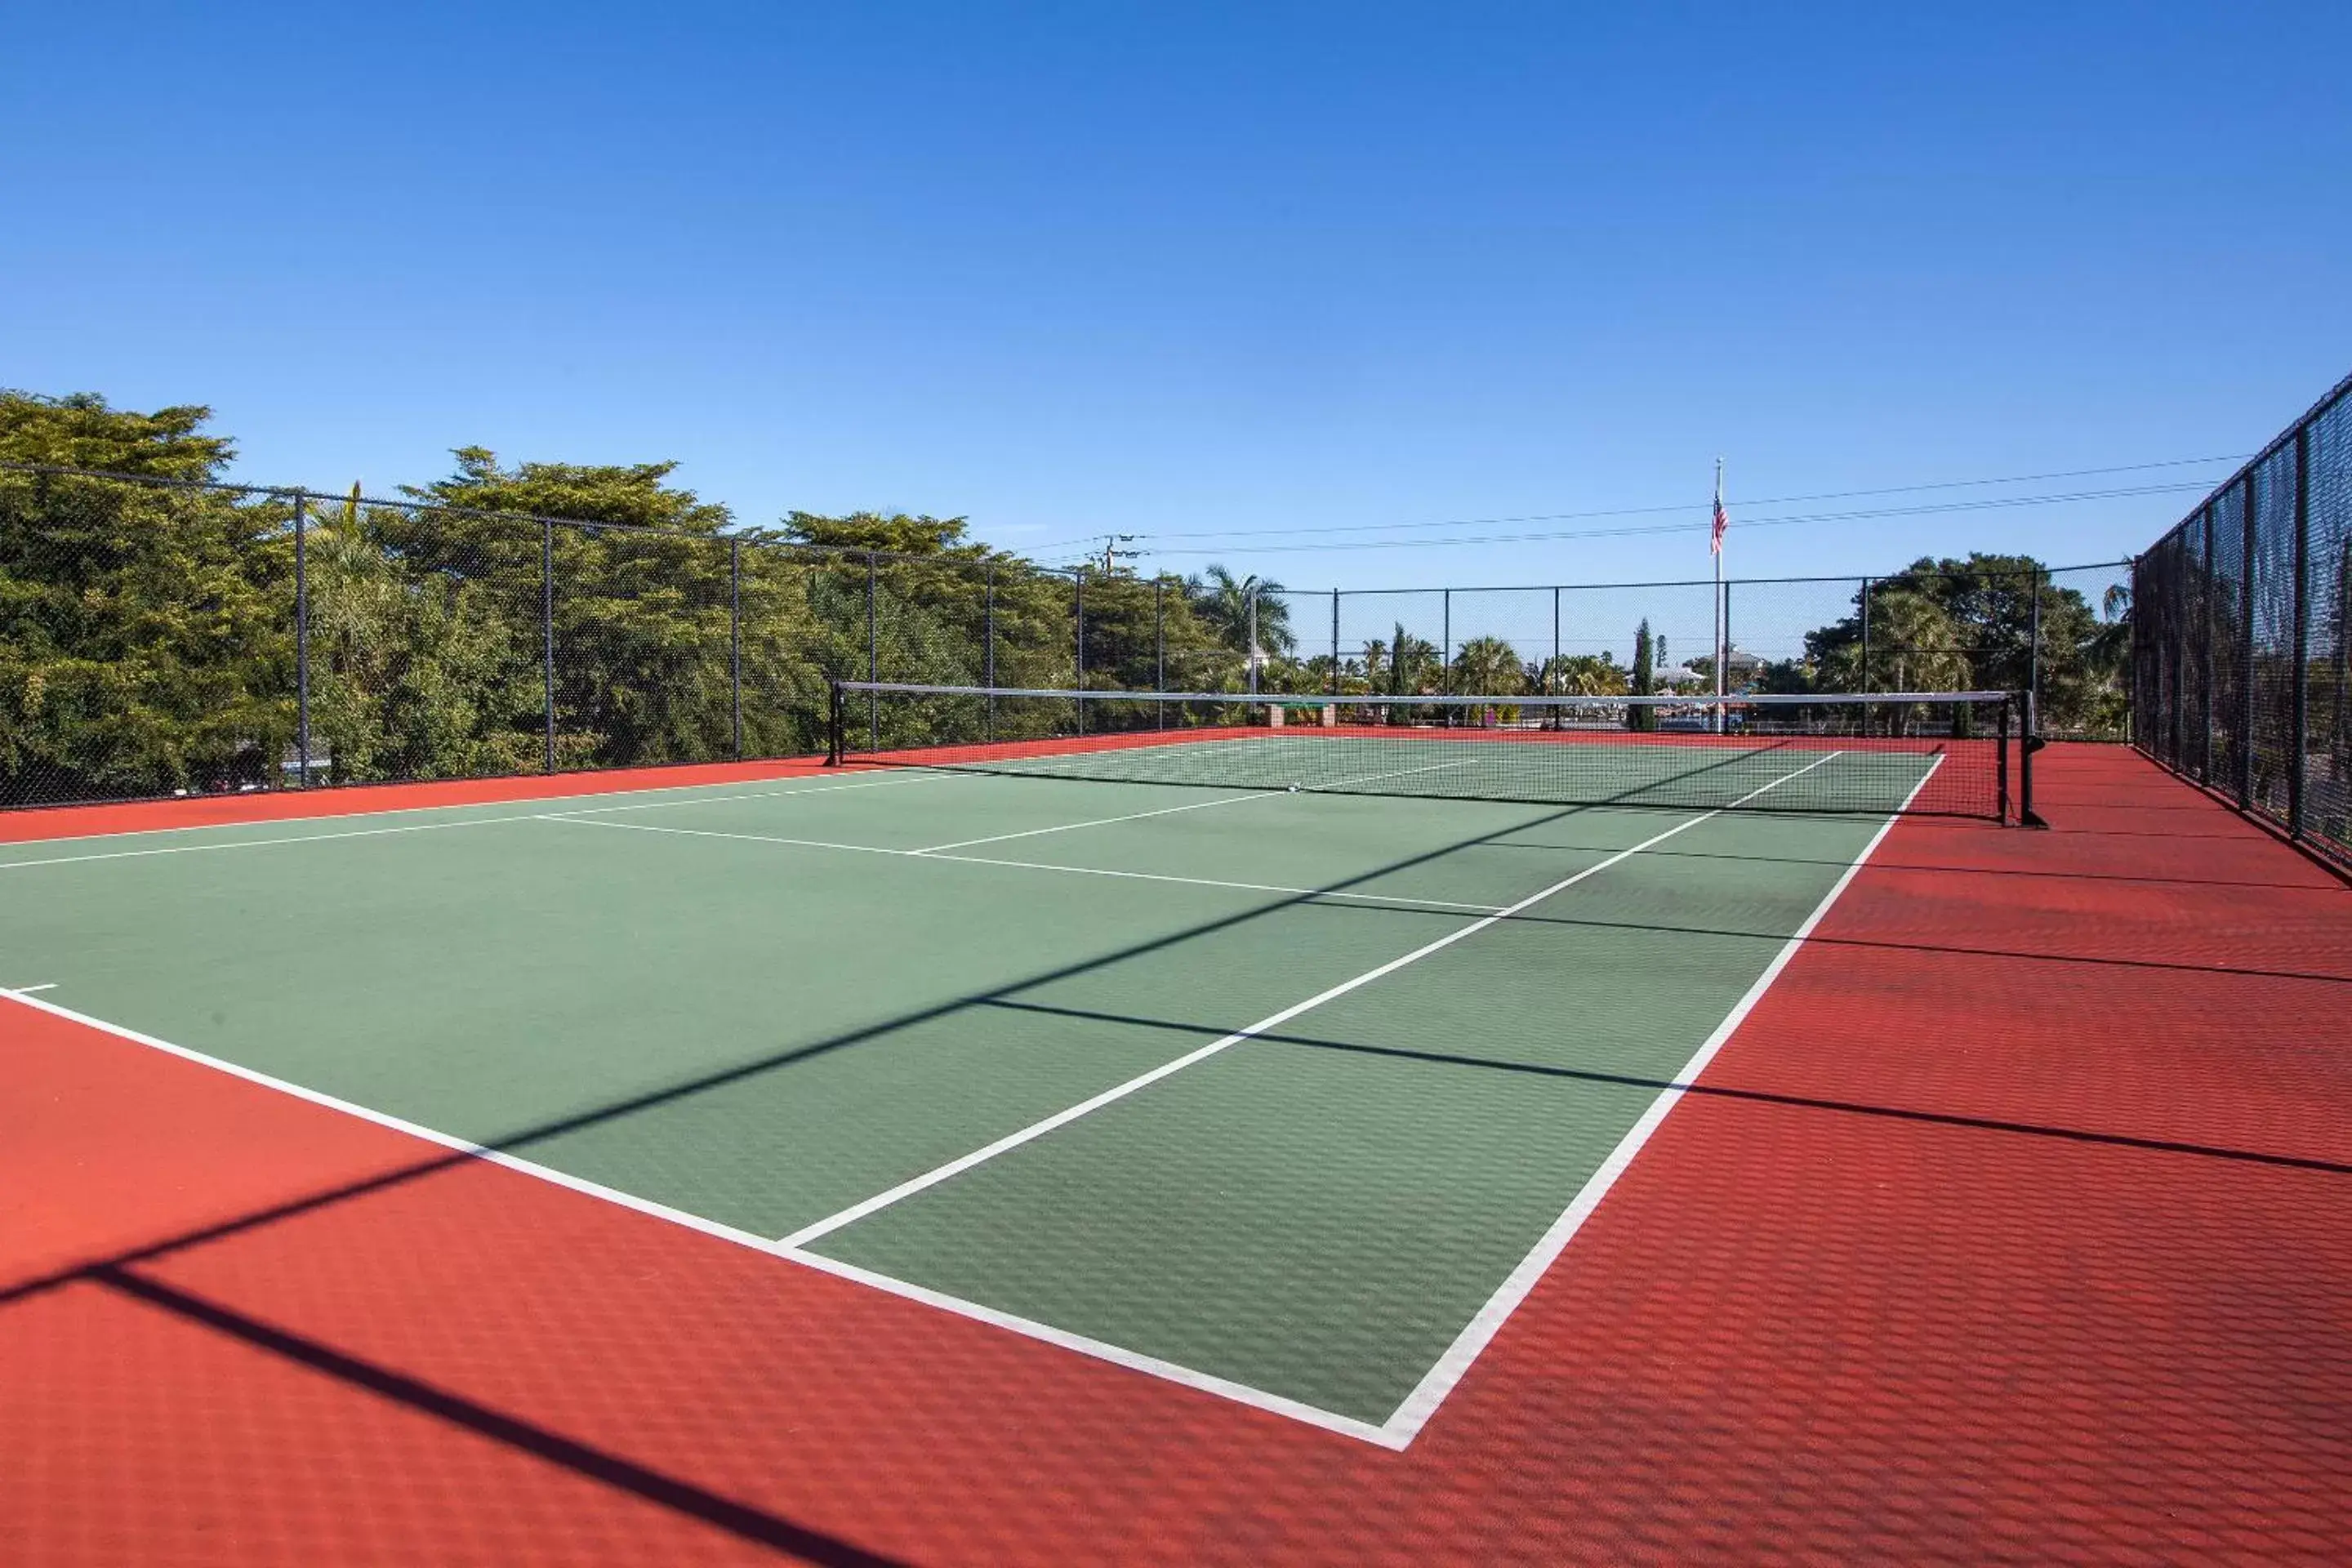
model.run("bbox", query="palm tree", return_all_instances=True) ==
[1185,565,1296,658]
[1451,635,1524,695]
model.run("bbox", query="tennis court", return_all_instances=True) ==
[8,725,2352,1564]
[2,710,1967,1443]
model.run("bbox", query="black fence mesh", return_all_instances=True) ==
[1,458,2134,815]
[2133,370,2352,869]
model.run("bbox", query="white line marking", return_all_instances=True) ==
[907,754,1484,855]
[931,852,1506,914]
[0,748,1922,1450]
[1374,752,1937,1446]
[910,791,1263,853]
[6,982,58,994]
[776,1248,1402,1446]
[778,751,1846,1251]
[0,985,1400,1444]
[536,813,1508,913]
[0,772,953,871]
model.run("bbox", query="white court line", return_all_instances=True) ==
[0,981,1401,1446]
[906,753,1488,855]
[6,982,57,995]
[1376,751,1937,1445]
[0,747,1922,1450]
[909,791,1264,853]
[536,813,1507,914]
[0,772,953,872]
[779,750,1845,1251]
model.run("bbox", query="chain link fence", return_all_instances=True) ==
[2,458,2132,811]
[2134,371,2352,868]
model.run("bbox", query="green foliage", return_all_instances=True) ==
[1628,619,1657,730]
[1798,552,2122,732]
[1451,635,1524,695]
[0,393,295,804]
[0,391,2147,804]
[1187,565,1295,657]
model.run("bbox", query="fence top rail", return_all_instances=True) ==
[2142,366,2352,559]
[1285,562,2127,596]
[0,458,1108,576]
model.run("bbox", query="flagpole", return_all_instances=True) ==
[1713,457,1726,734]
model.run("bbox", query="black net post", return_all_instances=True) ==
[542,519,557,773]
[293,490,310,789]
[2290,425,2311,840]
[729,536,743,760]
[2021,688,2042,826]
[825,681,844,765]
[1998,696,2012,824]
[2238,469,2258,808]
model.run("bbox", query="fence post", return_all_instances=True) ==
[1441,588,1452,721]
[1330,588,1340,697]
[866,551,878,750]
[1075,568,1086,734]
[1551,585,1561,729]
[2238,473,2257,807]
[1154,577,1165,693]
[729,536,742,760]
[2028,565,2045,735]
[293,491,310,788]
[985,563,996,742]
[1246,588,1258,695]
[2289,426,2311,840]
[1718,580,1732,733]
[1858,577,1873,737]
[542,520,556,773]
[2199,507,2215,782]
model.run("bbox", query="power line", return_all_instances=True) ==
[1021,452,2245,556]
[1058,453,2247,551]
[1127,479,2214,557]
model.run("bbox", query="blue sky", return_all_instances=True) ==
[4,2,2345,594]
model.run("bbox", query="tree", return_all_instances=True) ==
[381,448,747,768]
[1628,618,1657,731]
[305,483,538,782]
[1451,635,1523,695]
[0,392,295,804]
[1385,623,1440,697]
[1186,565,1295,659]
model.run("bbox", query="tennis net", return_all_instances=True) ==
[828,683,2024,820]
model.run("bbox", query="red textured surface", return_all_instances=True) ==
[5,745,2348,1564]
[0,755,835,844]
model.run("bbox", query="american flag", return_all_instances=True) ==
[1710,488,1728,555]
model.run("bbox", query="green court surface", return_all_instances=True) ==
[0,759,1908,1439]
